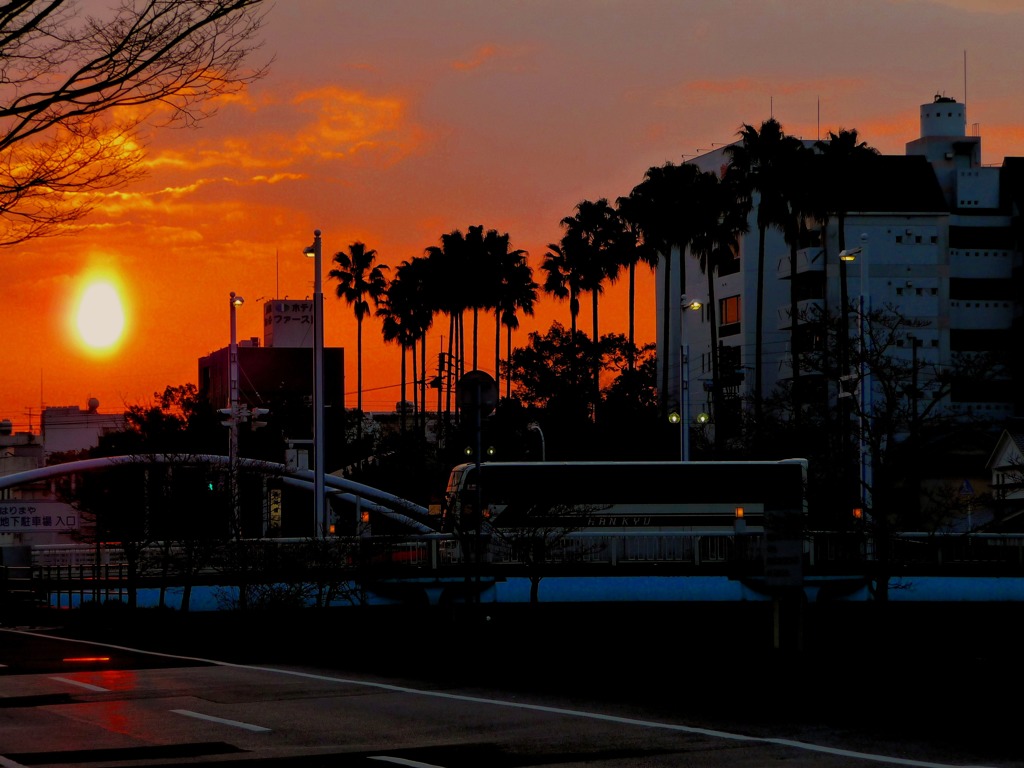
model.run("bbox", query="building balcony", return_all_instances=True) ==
[776,247,825,279]
[776,298,824,331]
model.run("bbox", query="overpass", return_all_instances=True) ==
[0,453,437,534]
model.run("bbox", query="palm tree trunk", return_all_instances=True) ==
[789,237,800,429]
[494,309,501,398]
[659,248,673,417]
[400,345,407,435]
[356,316,363,444]
[707,266,721,449]
[591,291,600,421]
[419,336,427,436]
[754,226,766,429]
[411,342,418,432]
[628,261,636,372]
[472,307,479,371]
[505,324,513,399]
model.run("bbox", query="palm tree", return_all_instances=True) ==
[689,169,748,432]
[814,128,880,507]
[814,129,880,383]
[619,162,703,416]
[377,265,428,435]
[540,240,583,339]
[559,198,624,410]
[424,229,473,419]
[463,224,488,371]
[384,258,434,434]
[775,138,814,410]
[328,242,389,444]
[725,118,801,430]
[484,229,535,398]
[614,194,658,372]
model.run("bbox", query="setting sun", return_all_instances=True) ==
[75,280,126,351]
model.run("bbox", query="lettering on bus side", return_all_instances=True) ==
[586,516,653,526]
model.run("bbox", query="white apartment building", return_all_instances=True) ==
[666,95,1020,440]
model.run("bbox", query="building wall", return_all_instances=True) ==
[42,404,125,458]
[667,95,1020,432]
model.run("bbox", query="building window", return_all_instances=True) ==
[720,295,740,325]
[719,295,741,337]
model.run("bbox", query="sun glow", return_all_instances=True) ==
[75,278,126,351]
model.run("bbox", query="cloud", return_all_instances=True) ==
[452,44,501,72]
[250,172,305,184]
[291,86,424,162]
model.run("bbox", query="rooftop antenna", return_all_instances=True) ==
[817,96,820,142]
[963,49,968,110]
[276,248,280,299]
[770,95,774,119]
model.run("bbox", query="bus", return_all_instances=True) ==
[441,459,808,538]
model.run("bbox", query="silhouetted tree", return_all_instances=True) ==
[725,118,803,432]
[559,198,625,413]
[329,242,390,443]
[619,162,703,417]
[0,0,269,245]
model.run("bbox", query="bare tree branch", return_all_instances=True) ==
[0,0,270,244]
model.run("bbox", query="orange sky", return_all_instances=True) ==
[4,0,1024,429]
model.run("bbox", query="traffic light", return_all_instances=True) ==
[852,507,863,520]
[250,407,270,429]
[217,407,234,426]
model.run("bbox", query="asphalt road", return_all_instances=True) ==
[1,603,1020,767]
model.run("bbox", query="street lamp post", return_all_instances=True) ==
[674,296,703,462]
[839,233,872,513]
[228,291,244,538]
[859,234,873,511]
[303,230,327,538]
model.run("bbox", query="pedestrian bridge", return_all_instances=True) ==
[0,453,438,534]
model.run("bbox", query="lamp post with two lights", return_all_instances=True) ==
[303,230,327,538]
[227,292,244,538]
[669,295,703,461]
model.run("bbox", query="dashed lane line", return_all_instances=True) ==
[1,628,997,768]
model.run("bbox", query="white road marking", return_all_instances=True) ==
[369,757,448,768]
[0,756,29,768]
[49,676,108,692]
[2,628,996,768]
[171,709,271,733]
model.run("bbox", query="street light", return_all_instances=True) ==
[228,292,243,538]
[303,229,327,538]
[675,295,703,462]
[527,421,545,461]
[839,233,872,513]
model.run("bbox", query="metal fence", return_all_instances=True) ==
[8,530,1024,611]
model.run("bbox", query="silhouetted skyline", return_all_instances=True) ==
[3,0,1023,427]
